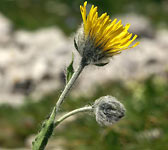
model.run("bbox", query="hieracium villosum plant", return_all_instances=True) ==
[32,1,139,150]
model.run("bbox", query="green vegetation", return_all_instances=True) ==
[0,75,168,149]
[0,0,167,35]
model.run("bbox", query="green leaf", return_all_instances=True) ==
[66,53,74,84]
[95,62,109,67]
[74,38,78,51]
[32,107,56,150]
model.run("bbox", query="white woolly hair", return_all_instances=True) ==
[93,95,126,126]
[74,25,109,66]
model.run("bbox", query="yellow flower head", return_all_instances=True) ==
[74,1,140,66]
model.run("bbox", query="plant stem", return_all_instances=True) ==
[56,61,85,112]
[55,106,93,127]
[32,60,86,150]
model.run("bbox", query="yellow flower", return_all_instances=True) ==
[74,1,139,66]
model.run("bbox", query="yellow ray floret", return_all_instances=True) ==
[80,1,140,56]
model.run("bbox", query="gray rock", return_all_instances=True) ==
[0,12,167,105]
[0,13,12,44]
[116,14,155,38]
[0,25,72,105]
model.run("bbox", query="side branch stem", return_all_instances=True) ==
[55,106,93,127]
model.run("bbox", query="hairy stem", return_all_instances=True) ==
[56,62,85,112]
[32,60,86,150]
[55,106,93,126]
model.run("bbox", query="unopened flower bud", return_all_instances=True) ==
[93,95,126,126]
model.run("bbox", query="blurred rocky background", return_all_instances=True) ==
[0,0,168,150]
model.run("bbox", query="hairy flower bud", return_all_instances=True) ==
[93,95,126,126]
